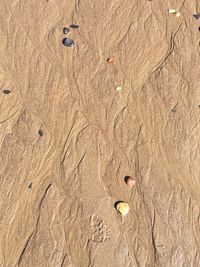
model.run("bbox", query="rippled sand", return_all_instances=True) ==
[0,0,200,266]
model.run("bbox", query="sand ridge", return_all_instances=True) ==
[0,0,200,266]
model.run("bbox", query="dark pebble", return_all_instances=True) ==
[62,38,75,47]
[199,26,200,31]
[193,14,200,19]
[38,129,44,137]
[63,27,70,34]
[28,183,32,189]
[3,89,11,94]
[70,24,79,29]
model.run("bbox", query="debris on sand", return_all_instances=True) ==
[70,24,79,29]
[107,57,114,63]
[175,11,181,17]
[168,8,176,14]
[115,201,129,216]
[63,27,70,34]
[193,14,200,19]
[38,129,44,137]
[62,38,75,47]
[124,176,136,187]
[2,89,11,94]
[116,86,122,91]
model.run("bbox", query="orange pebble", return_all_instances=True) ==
[124,176,136,187]
[107,57,114,63]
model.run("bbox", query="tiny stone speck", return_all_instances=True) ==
[38,129,44,137]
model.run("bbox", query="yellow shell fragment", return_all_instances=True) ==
[116,86,122,91]
[116,202,129,216]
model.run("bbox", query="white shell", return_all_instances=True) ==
[116,86,122,91]
[168,8,176,14]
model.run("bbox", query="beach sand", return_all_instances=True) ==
[0,0,200,266]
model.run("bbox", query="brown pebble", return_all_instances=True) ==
[38,129,44,137]
[3,89,11,94]
[107,57,114,63]
[124,176,136,187]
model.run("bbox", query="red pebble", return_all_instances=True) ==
[124,176,136,187]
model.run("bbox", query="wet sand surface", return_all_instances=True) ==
[0,0,200,266]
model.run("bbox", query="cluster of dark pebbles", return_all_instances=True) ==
[62,24,79,47]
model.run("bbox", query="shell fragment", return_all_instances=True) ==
[115,202,129,216]
[168,8,176,14]
[116,86,122,91]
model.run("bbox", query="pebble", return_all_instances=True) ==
[63,27,70,34]
[62,38,75,47]
[116,86,122,91]
[38,129,44,137]
[193,14,200,19]
[70,24,79,29]
[3,89,11,94]
[175,11,181,17]
[124,176,136,187]
[115,202,129,216]
[107,57,114,63]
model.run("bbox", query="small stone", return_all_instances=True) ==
[193,14,200,19]
[3,89,11,94]
[28,183,32,189]
[63,27,70,34]
[124,176,136,187]
[116,86,122,91]
[199,26,200,32]
[168,8,176,14]
[115,201,129,216]
[107,57,114,63]
[175,11,181,17]
[62,38,75,47]
[70,24,79,29]
[38,129,44,137]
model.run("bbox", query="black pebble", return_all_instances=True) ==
[62,38,75,47]
[28,183,32,189]
[38,129,44,137]
[63,27,70,34]
[3,89,11,94]
[70,24,79,29]
[193,14,200,19]
[199,26,200,31]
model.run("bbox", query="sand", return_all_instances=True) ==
[0,0,200,266]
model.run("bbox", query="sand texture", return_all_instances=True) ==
[0,0,200,266]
